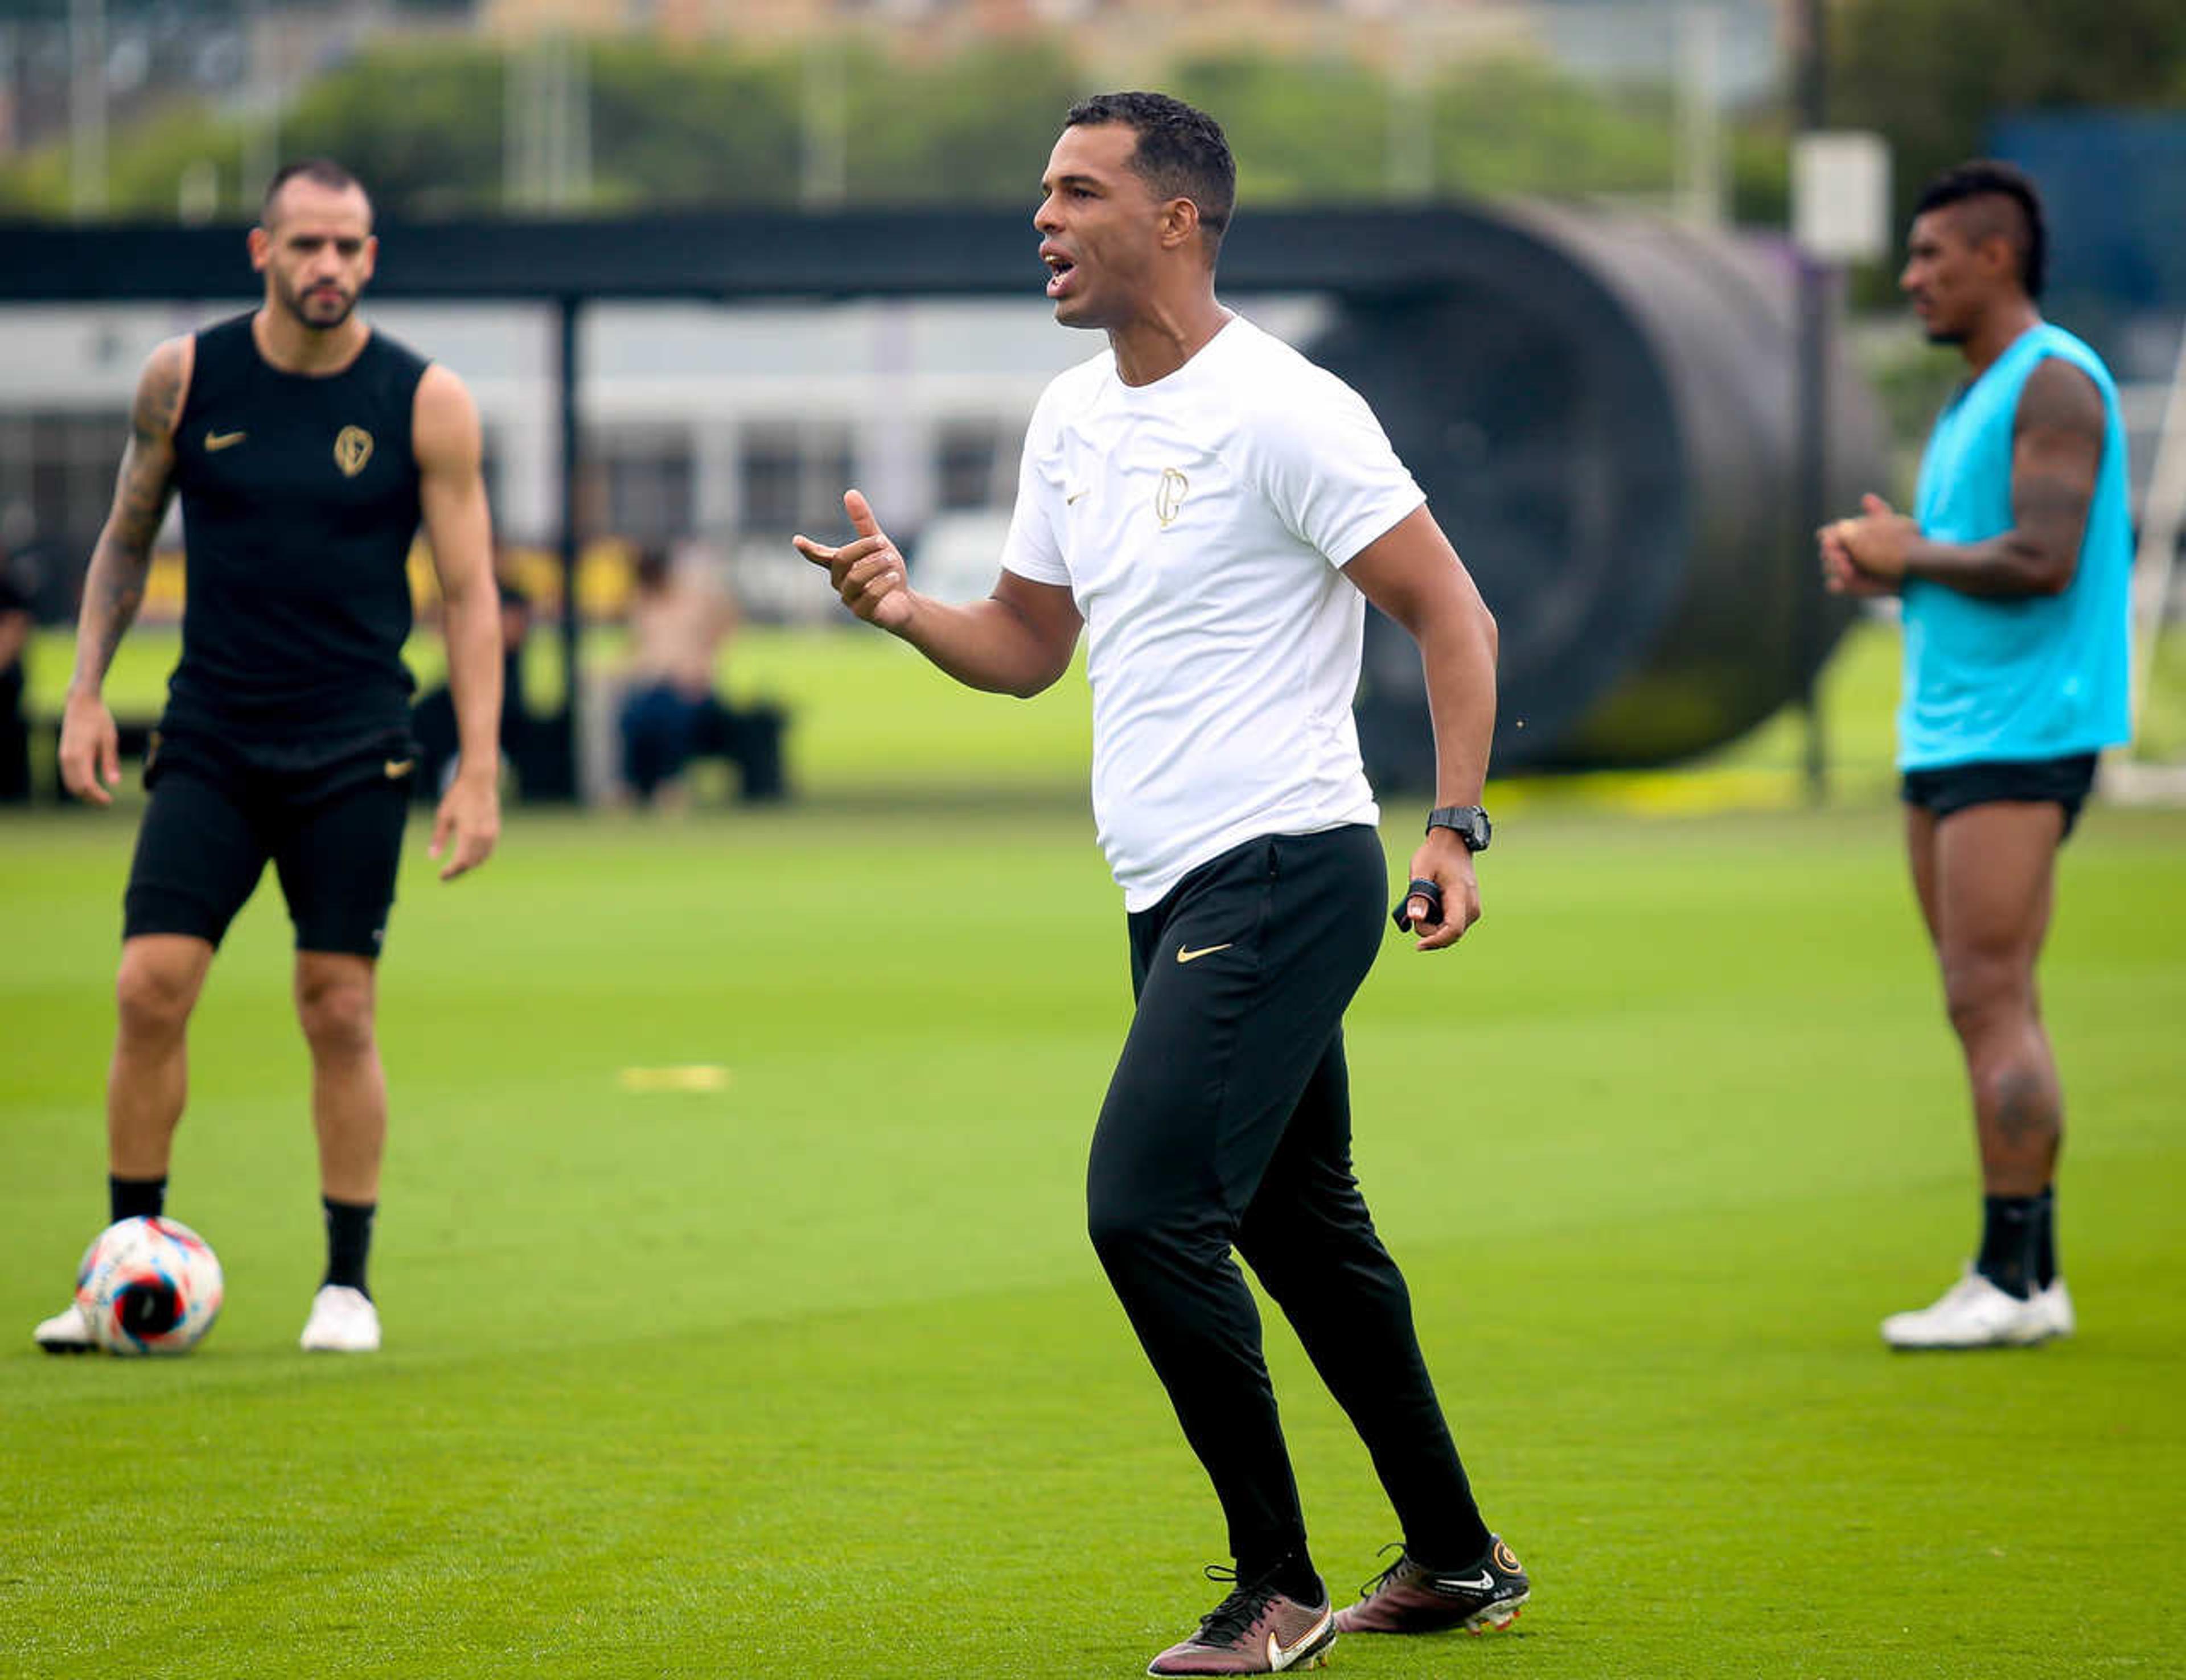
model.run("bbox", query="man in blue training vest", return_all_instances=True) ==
[1821,160,2132,1350]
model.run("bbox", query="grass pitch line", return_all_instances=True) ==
[616,1065,733,1093]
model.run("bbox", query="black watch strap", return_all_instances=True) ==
[1425,804,1492,853]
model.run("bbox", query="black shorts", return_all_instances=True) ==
[1900,752,2099,839]
[123,732,416,956]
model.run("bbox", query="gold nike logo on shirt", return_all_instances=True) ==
[384,759,414,779]
[205,430,246,451]
[1176,942,1232,965]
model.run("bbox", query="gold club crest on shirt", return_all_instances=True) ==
[1154,468,1189,529]
[334,425,374,477]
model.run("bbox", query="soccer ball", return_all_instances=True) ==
[75,1216,225,1356]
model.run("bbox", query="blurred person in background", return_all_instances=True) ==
[414,576,540,800]
[33,159,502,1358]
[799,91,1521,1677]
[616,541,743,809]
[1822,160,2132,1352]
[0,512,34,805]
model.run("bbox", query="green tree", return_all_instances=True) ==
[1832,0,2186,223]
[842,40,1085,205]
[0,97,252,217]
[1169,53,1396,201]
[280,43,505,217]
[1437,57,1678,200]
[585,42,804,209]
[0,30,1802,225]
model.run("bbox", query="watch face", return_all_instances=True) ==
[1429,806,1490,850]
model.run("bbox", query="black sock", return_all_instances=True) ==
[1410,1531,1495,1576]
[322,1197,376,1298]
[1976,1195,2039,1299]
[109,1175,167,1222]
[2033,1184,2058,1290]
[1242,1550,1325,1608]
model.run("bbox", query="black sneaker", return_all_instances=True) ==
[1332,1535,1528,1635]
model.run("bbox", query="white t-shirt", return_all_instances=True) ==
[1001,314,1425,911]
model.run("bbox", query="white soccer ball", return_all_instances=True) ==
[75,1216,225,1356]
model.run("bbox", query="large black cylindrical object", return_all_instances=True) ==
[1312,204,1885,779]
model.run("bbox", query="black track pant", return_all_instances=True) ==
[1085,825,1489,1575]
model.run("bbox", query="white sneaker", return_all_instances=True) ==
[299,1285,381,1353]
[1881,1266,2049,1350]
[34,1302,97,1354]
[2035,1278,2075,1341]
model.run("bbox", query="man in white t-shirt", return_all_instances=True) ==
[796,92,1524,1677]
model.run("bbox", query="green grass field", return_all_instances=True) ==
[22,612,2186,809]
[5,628,2185,1678]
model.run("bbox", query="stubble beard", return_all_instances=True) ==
[278,277,358,333]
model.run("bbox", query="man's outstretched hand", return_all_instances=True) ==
[794,489,916,633]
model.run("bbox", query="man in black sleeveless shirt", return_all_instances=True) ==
[35,159,502,1356]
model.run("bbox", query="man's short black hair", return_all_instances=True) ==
[262,159,372,225]
[1064,92,1236,259]
[1913,160,2046,300]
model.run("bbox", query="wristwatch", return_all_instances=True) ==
[1425,805,1492,853]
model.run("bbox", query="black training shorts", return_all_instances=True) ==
[122,732,416,956]
[1900,751,2099,840]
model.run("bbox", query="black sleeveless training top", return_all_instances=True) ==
[163,311,429,761]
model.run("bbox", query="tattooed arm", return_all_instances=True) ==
[1826,358,2106,602]
[60,335,192,805]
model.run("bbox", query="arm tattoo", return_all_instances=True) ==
[2014,356,2107,449]
[1913,360,2105,601]
[2005,358,2105,586]
[2011,463,2095,561]
[73,347,184,689]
